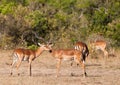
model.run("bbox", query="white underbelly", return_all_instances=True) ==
[62,55,74,61]
[23,56,29,61]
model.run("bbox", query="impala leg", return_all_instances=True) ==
[10,60,17,75]
[81,61,87,77]
[10,54,18,75]
[56,59,61,77]
[70,60,75,66]
[16,60,22,76]
[80,61,87,77]
[75,58,87,77]
[104,50,108,58]
[103,50,108,67]
[29,60,32,76]
[70,61,73,66]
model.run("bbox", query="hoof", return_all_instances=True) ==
[71,73,75,76]
[10,72,12,76]
[85,72,87,76]
[17,73,20,76]
[83,72,87,78]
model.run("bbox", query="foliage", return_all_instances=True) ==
[0,2,16,14]
[0,0,119,49]
[106,18,120,47]
[27,44,38,50]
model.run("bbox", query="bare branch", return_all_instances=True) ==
[78,11,83,19]
[21,30,48,44]
[31,31,46,42]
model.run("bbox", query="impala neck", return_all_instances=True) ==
[35,47,44,57]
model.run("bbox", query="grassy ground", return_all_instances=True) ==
[0,49,120,85]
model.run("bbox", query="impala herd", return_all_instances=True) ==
[10,40,108,77]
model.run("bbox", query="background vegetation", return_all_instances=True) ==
[0,0,119,49]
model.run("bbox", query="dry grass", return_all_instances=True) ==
[0,49,120,85]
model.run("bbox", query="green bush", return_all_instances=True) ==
[27,44,38,50]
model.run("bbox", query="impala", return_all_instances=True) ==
[49,47,87,77]
[90,40,108,57]
[74,41,89,61]
[10,43,52,76]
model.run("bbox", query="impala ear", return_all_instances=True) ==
[38,43,44,46]
[49,43,53,47]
